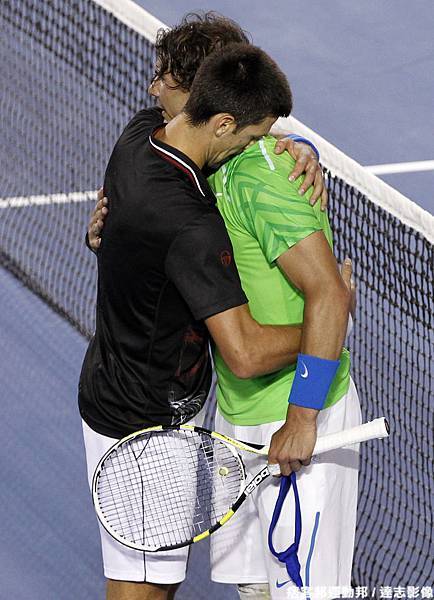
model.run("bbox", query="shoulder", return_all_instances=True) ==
[166,209,233,268]
[165,208,246,321]
[218,137,296,204]
[172,208,228,245]
[230,135,296,179]
[127,106,164,129]
[118,107,164,144]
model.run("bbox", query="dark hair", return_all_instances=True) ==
[183,43,293,130]
[155,12,250,91]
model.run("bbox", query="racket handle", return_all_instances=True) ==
[313,417,390,456]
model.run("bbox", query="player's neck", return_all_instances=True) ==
[155,113,208,169]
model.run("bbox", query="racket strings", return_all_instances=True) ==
[95,429,244,550]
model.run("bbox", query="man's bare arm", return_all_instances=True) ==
[278,231,350,358]
[205,304,302,379]
[268,230,350,475]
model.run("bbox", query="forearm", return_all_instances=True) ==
[206,304,302,379]
[283,288,349,426]
[300,285,350,359]
[284,285,349,423]
[238,321,302,378]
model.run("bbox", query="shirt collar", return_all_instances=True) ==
[149,127,216,204]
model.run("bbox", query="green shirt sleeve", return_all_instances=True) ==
[228,140,325,264]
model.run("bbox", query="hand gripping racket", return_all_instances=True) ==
[92,417,389,552]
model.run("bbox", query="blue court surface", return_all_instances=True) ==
[0,265,236,599]
[137,0,434,214]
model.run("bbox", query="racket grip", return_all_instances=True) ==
[313,417,390,456]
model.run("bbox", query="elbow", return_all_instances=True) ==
[309,279,351,320]
[225,351,259,380]
[321,277,351,312]
[233,365,257,380]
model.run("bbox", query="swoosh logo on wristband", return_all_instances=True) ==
[301,361,309,378]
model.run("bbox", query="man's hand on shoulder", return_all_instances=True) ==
[88,188,108,251]
[273,136,328,210]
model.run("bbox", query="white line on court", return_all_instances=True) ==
[364,160,434,175]
[0,191,97,209]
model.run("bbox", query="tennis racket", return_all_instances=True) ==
[92,417,389,552]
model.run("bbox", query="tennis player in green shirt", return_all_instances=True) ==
[207,136,361,599]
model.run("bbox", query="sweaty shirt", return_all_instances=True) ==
[208,135,351,425]
[79,108,247,438]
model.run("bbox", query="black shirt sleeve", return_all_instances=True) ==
[165,211,248,321]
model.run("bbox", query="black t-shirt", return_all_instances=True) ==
[79,108,247,438]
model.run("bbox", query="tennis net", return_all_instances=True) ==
[1,0,432,592]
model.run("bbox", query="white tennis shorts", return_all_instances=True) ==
[81,404,208,584]
[210,377,362,600]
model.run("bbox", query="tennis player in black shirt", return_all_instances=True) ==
[79,43,306,600]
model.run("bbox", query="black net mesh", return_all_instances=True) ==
[326,174,433,587]
[0,0,156,336]
[1,0,432,591]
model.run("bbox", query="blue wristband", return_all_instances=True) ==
[288,353,340,410]
[284,134,320,161]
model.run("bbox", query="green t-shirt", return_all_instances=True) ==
[208,135,350,425]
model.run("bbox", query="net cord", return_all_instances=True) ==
[275,116,434,243]
[92,0,167,43]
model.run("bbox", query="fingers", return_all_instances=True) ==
[269,453,311,477]
[91,235,101,249]
[91,195,109,232]
[92,217,104,235]
[341,258,357,317]
[95,196,108,212]
[308,165,326,205]
[95,205,108,223]
[88,192,109,251]
[341,258,356,292]
[276,140,323,202]
[288,156,309,184]
[310,167,328,209]
[341,257,353,287]
[298,162,318,195]
[89,210,106,234]
[268,422,315,478]
[320,186,328,211]
[279,463,292,477]
[273,137,291,155]
[278,460,303,477]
